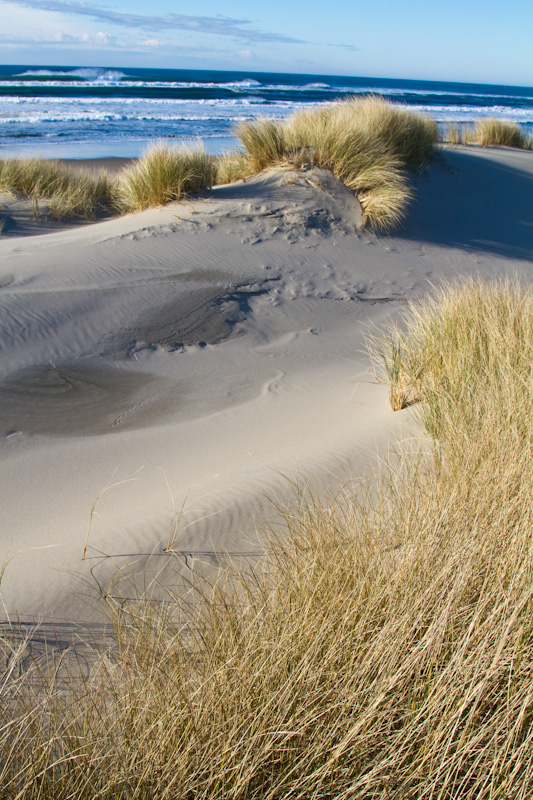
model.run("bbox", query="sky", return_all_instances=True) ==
[0,0,532,86]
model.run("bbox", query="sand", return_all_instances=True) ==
[0,145,532,628]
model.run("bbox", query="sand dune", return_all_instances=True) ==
[0,146,532,625]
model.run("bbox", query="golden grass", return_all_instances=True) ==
[0,147,252,224]
[346,95,438,167]
[443,123,466,146]
[236,96,438,231]
[3,278,533,798]
[0,146,225,220]
[0,157,113,219]
[114,143,216,212]
[441,119,532,149]
[236,118,289,172]
[473,117,532,149]
[0,100,428,230]
[213,149,253,184]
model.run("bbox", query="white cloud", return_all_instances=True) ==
[2,0,306,43]
[94,31,116,45]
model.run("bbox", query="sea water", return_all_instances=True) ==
[0,65,532,159]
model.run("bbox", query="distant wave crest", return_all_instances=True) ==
[16,68,127,82]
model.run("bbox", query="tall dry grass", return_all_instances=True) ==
[0,147,221,220]
[442,123,467,146]
[0,157,113,219]
[236,96,438,231]
[372,277,533,431]
[344,95,438,166]
[213,149,253,185]
[2,278,533,798]
[114,143,216,212]
[473,117,532,149]
[442,119,532,149]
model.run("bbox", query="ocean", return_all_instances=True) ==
[0,65,532,160]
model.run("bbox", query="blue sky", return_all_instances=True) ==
[0,0,532,85]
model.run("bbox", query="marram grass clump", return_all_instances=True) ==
[442,119,532,149]
[473,117,532,149]
[213,149,253,185]
[373,277,533,447]
[3,278,533,799]
[114,143,216,212]
[0,157,114,219]
[236,96,438,230]
[0,146,249,222]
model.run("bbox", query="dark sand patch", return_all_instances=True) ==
[96,275,271,358]
[0,363,177,436]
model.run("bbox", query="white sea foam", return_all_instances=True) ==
[16,68,127,81]
[0,96,530,123]
[401,103,533,122]
[4,79,531,109]
[0,113,263,124]
[6,77,264,90]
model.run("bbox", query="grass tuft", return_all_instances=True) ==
[443,123,466,146]
[213,149,253,184]
[236,96,438,231]
[441,119,532,150]
[0,157,114,219]
[373,277,533,442]
[113,143,216,212]
[473,117,531,149]
[347,94,438,167]
[235,119,289,172]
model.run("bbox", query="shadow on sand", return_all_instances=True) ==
[400,147,533,261]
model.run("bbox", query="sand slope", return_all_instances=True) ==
[0,147,532,624]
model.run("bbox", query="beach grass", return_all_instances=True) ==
[473,117,532,149]
[3,278,533,798]
[114,143,216,212]
[344,94,438,167]
[442,119,532,149]
[442,123,468,146]
[0,157,114,218]
[213,149,253,185]
[236,96,438,230]
[236,118,289,172]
